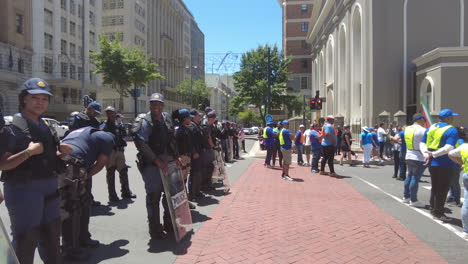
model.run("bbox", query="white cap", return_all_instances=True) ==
[299,124,305,128]
[325,115,335,120]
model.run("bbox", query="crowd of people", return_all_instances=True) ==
[0,78,243,264]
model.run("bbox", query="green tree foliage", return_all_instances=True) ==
[228,95,246,118]
[233,44,294,126]
[283,95,304,117]
[237,109,261,127]
[91,35,163,111]
[175,79,210,108]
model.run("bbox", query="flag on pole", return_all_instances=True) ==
[420,96,433,128]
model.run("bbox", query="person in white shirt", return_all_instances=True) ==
[303,124,313,166]
[377,123,387,162]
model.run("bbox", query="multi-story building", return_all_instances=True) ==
[31,0,102,120]
[307,0,468,130]
[206,74,236,121]
[100,0,149,115]
[0,0,33,115]
[278,0,313,95]
[191,19,205,82]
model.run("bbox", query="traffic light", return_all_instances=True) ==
[316,98,323,110]
[310,99,316,110]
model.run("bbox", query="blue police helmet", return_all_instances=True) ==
[178,109,194,119]
[87,101,102,115]
[21,78,53,96]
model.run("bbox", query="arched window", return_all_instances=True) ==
[425,83,433,111]
[420,77,434,111]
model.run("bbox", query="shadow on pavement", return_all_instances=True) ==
[90,205,115,217]
[292,178,304,182]
[196,196,219,207]
[115,199,135,210]
[190,210,212,224]
[83,239,130,264]
[147,232,194,255]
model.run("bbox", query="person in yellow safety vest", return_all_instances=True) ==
[447,128,467,206]
[420,108,460,222]
[279,120,295,181]
[400,113,427,208]
[272,123,283,168]
[448,129,468,239]
[294,125,306,165]
[263,121,276,168]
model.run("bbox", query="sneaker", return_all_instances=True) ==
[392,175,397,178]
[267,165,274,169]
[402,198,410,204]
[329,173,338,178]
[281,175,287,180]
[433,214,451,222]
[284,176,294,181]
[319,171,327,175]
[409,201,425,208]
[311,170,319,173]
[306,163,310,167]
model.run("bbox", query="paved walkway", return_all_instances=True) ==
[174,160,447,264]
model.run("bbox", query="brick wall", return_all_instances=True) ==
[288,58,312,74]
[285,39,311,56]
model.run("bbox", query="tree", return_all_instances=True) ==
[228,95,245,118]
[237,109,261,127]
[175,79,210,108]
[283,95,304,117]
[233,44,292,126]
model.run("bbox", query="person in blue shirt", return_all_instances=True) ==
[295,125,305,165]
[360,127,374,168]
[320,116,338,177]
[310,124,323,173]
[279,120,294,181]
[263,121,276,168]
[420,109,460,221]
[447,127,466,206]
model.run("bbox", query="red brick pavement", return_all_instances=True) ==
[174,160,447,264]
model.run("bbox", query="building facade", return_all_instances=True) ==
[278,0,314,96]
[31,0,103,120]
[307,0,468,131]
[0,0,33,115]
[205,74,236,121]
[100,0,149,115]
[191,20,205,82]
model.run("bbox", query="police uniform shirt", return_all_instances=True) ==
[0,126,15,154]
[175,125,196,155]
[5,115,52,155]
[101,120,127,148]
[134,113,175,157]
[62,127,114,168]
[70,112,100,131]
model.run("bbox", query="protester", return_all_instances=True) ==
[361,127,374,168]
[340,125,356,166]
[304,124,313,166]
[320,116,338,177]
[272,122,283,168]
[263,121,276,168]
[310,124,323,173]
[295,125,306,165]
[279,120,294,181]
[377,123,387,162]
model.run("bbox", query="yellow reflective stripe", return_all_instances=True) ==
[279,129,285,146]
[404,125,417,150]
[460,144,468,174]
[426,124,453,150]
[263,128,268,138]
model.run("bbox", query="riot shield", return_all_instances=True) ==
[160,161,193,242]
[0,216,19,264]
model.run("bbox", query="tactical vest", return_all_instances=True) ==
[404,125,420,150]
[279,129,285,146]
[426,124,453,150]
[145,112,177,157]
[102,120,127,149]
[1,115,60,182]
[460,143,468,174]
[263,127,269,139]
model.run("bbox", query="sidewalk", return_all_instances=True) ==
[174,160,446,264]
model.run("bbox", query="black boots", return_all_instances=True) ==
[120,167,136,199]
[106,167,120,202]
[106,167,136,202]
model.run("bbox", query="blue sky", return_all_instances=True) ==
[184,0,283,74]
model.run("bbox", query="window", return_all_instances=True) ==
[70,89,78,104]
[301,77,308,90]
[70,21,76,36]
[106,32,123,42]
[301,22,308,32]
[61,0,67,10]
[135,3,145,18]
[62,88,69,103]
[302,59,308,68]
[18,59,24,73]
[425,83,433,111]
[301,40,308,49]
[70,43,76,58]
[134,36,145,47]
[70,64,76,79]
[78,4,82,18]
[61,39,67,54]
[89,11,95,26]
[61,17,67,33]
[44,33,53,50]
[301,4,308,13]
[70,0,76,14]
[61,62,68,78]
[135,19,145,33]
[102,15,124,26]
[44,9,53,26]
[16,14,23,34]
[78,46,82,59]
[78,25,82,39]
[103,0,124,9]
[89,31,95,45]
[44,57,53,74]
[90,0,95,7]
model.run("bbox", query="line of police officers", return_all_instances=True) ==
[0,78,223,263]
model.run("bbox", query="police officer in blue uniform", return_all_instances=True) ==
[68,101,101,131]
[0,78,72,264]
[200,111,217,191]
[101,106,136,202]
[132,93,179,239]
[60,126,114,259]
[188,109,204,201]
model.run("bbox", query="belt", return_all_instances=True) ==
[63,157,85,167]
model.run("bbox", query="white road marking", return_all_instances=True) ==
[352,175,468,242]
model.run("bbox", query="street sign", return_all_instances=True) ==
[265,115,273,123]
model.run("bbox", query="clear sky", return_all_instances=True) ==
[184,0,283,74]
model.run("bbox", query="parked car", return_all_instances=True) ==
[243,128,253,135]
[43,118,69,139]
[251,126,259,134]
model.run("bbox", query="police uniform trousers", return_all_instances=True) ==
[106,149,133,199]
[200,148,215,190]
[4,178,62,264]
[140,164,170,236]
[189,154,203,199]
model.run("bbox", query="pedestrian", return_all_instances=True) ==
[389,126,402,179]
[336,125,342,156]
[310,124,323,173]
[447,127,466,206]
[385,124,395,159]
[219,122,229,162]
[263,121,276,168]
[421,108,460,222]
[320,116,338,177]
[132,93,179,239]
[360,127,374,168]
[272,122,283,168]
[397,126,408,180]
[200,111,217,192]
[371,126,380,162]
[303,124,312,166]
[226,122,234,162]
[0,78,72,264]
[399,114,427,208]
[60,126,115,260]
[101,106,136,202]
[278,120,294,181]
[239,127,247,153]
[448,133,468,239]
[377,123,387,162]
[295,125,306,165]
[232,123,240,159]
[340,125,356,166]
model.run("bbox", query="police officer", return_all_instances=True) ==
[60,126,114,259]
[188,109,204,201]
[200,111,217,192]
[0,78,72,264]
[101,106,136,202]
[421,108,460,222]
[68,101,101,131]
[133,93,179,239]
